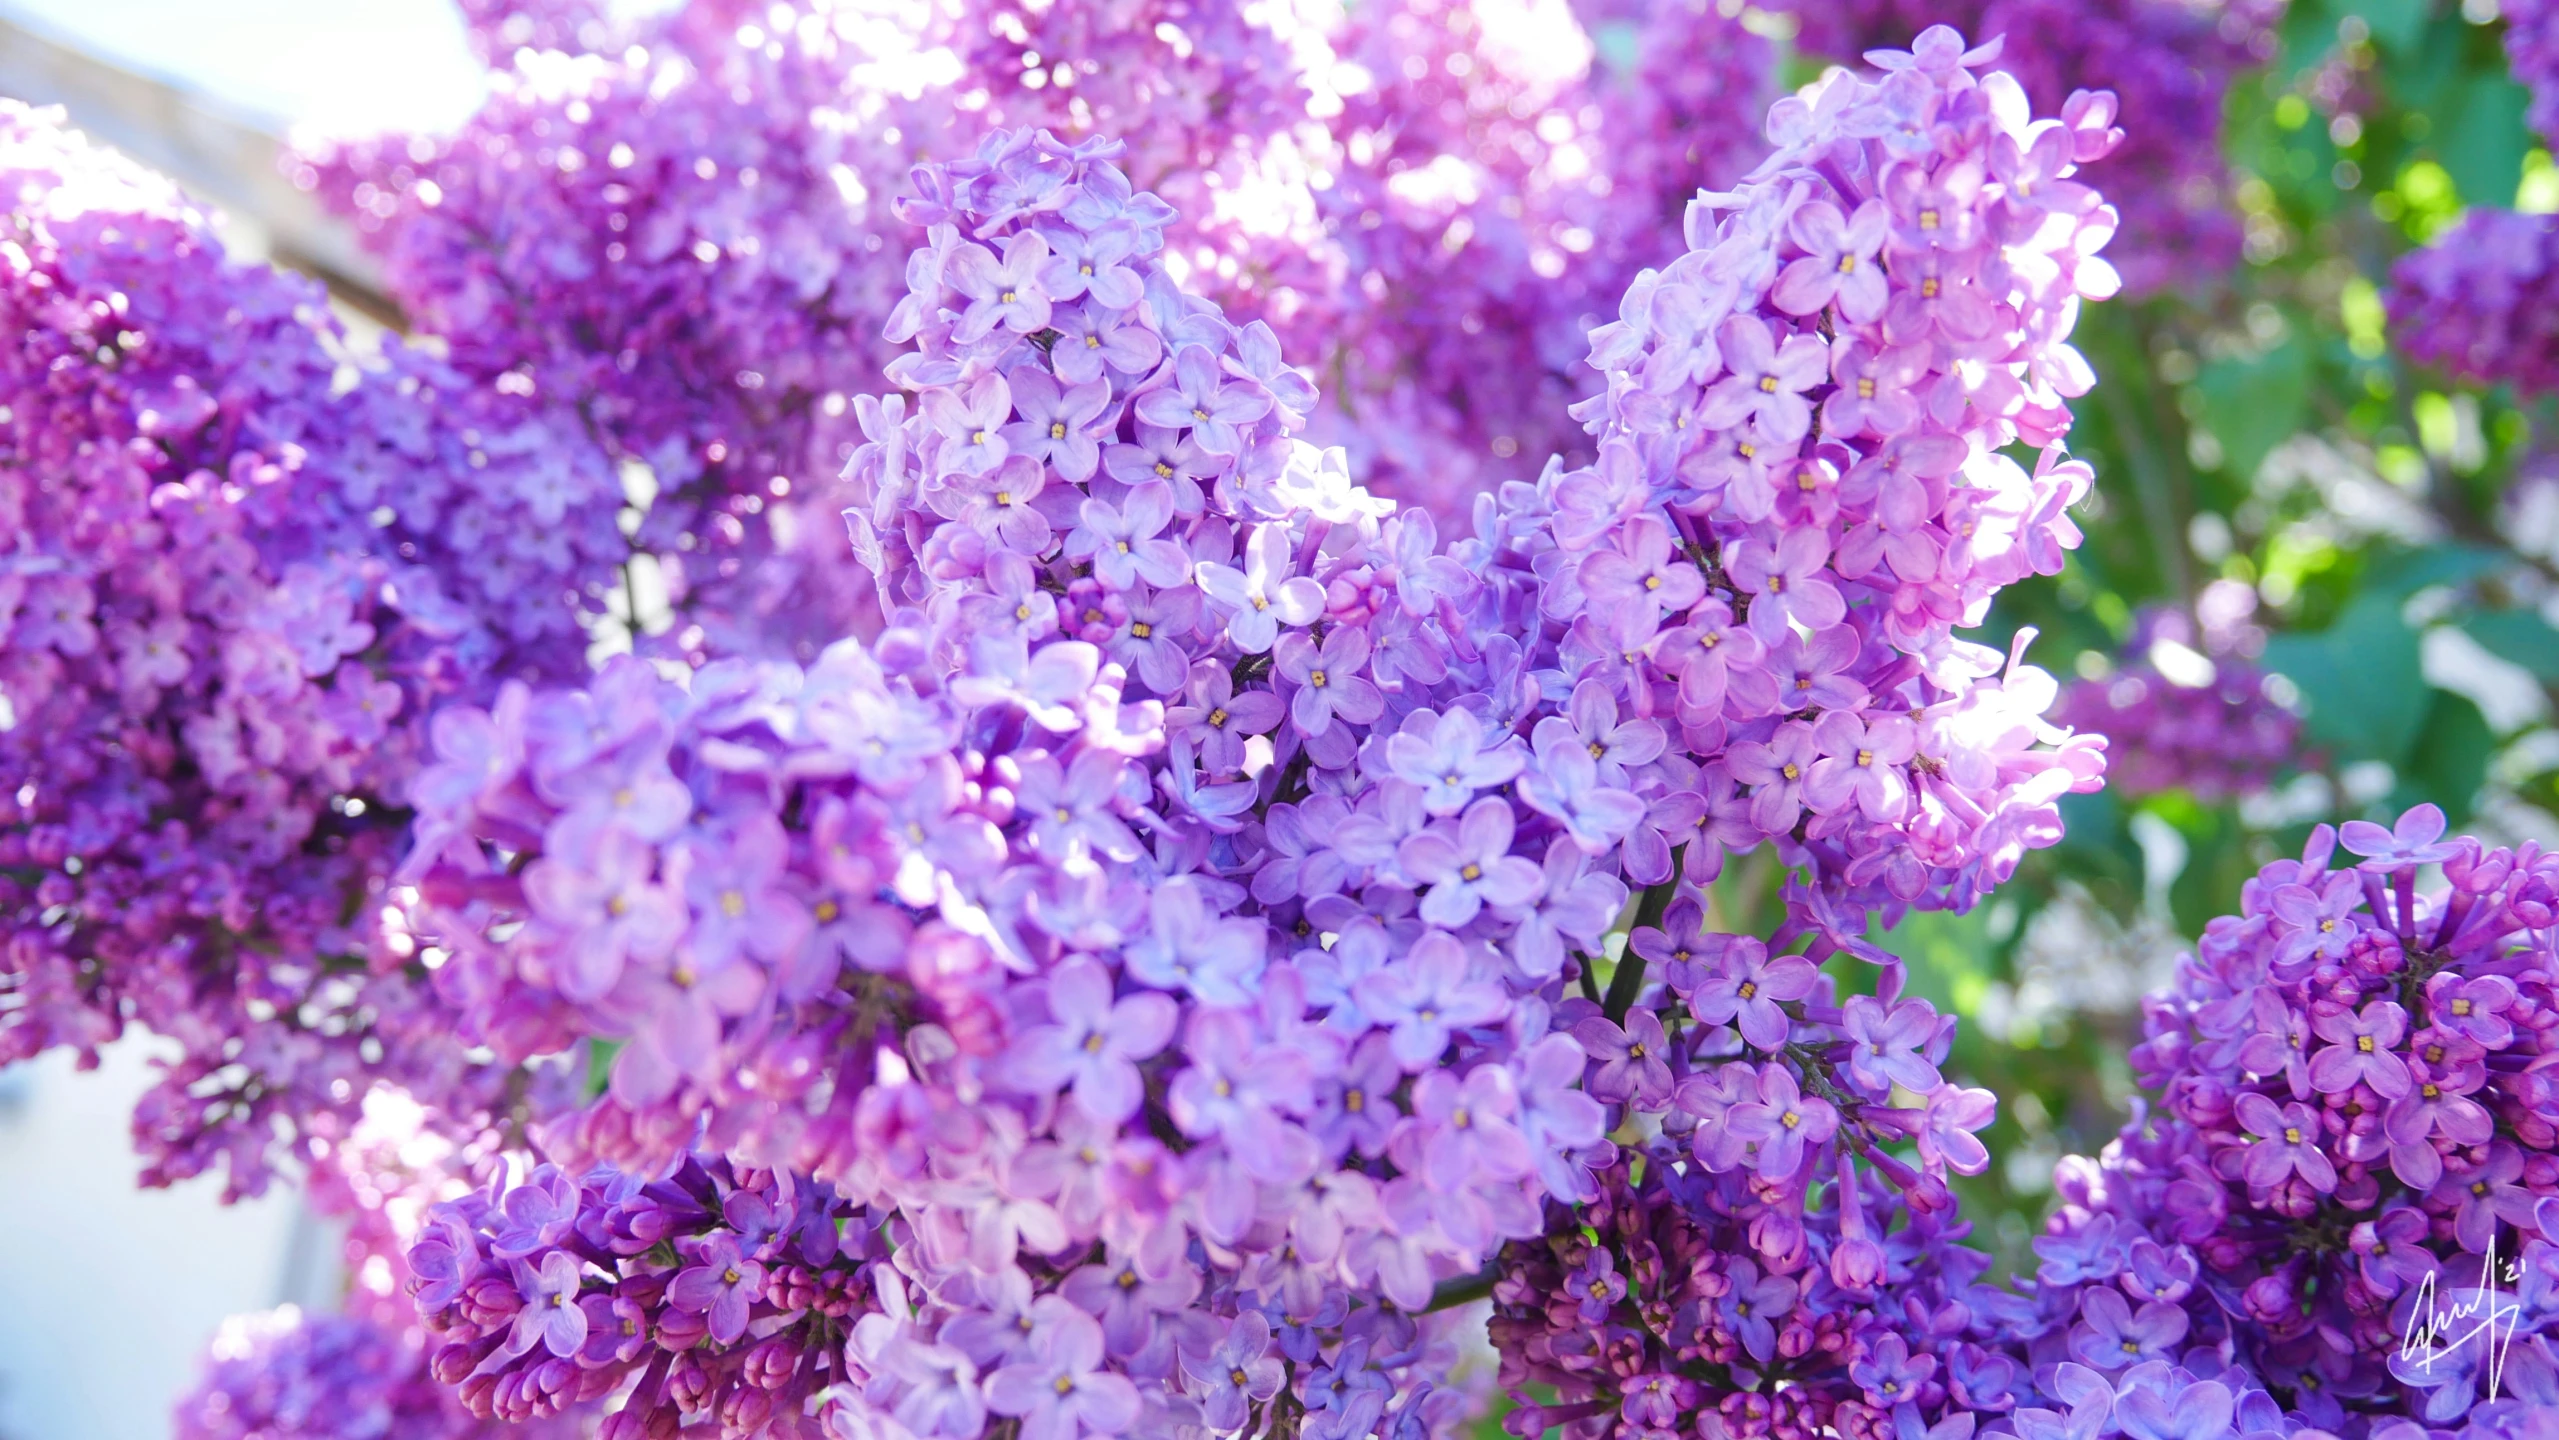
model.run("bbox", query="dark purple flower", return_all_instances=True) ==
[1574,1005,1674,1108]
[2338,802,2460,869]
[1352,932,1510,1071]
[1715,1255,1799,1362]
[2235,1092,2338,1193]
[1180,1311,1284,1431]
[1399,797,1544,928]
[2306,999,2411,1099]
[1686,937,1816,1051]
[1839,992,1943,1095]
[2425,972,2518,1047]
[667,1234,763,1347]
[2068,1287,2187,1371]
[1729,1062,1838,1180]
[1005,958,1179,1123]
[1275,624,1384,736]
[1386,706,1528,816]
[504,1250,590,1359]
[986,1304,1141,1440]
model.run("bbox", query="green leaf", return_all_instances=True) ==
[2394,689,2493,824]
[2462,609,2559,679]
[585,1037,624,1100]
[2260,591,2429,764]
[2360,542,2509,600]
[2344,0,2429,51]
[2441,76,2533,208]
[2196,339,2310,483]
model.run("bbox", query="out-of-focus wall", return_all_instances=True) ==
[0,1042,341,1440]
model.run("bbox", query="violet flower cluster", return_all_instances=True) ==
[2054,608,2304,802]
[298,0,929,663]
[176,1305,557,1440]
[384,29,2118,1435]
[1242,0,1773,507]
[1560,21,2116,909]
[411,1157,890,1434]
[304,0,1775,586]
[0,100,620,1198]
[2505,0,2559,163]
[2388,208,2559,398]
[2024,807,2559,1435]
[1482,893,2022,1438]
[2374,0,2559,400]
[1775,0,2277,296]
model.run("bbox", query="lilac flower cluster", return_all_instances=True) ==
[2055,608,2304,802]
[1248,0,1773,509]
[0,101,618,1197]
[2024,807,2559,1434]
[174,1305,554,1440]
[416,1155,1485,1440]
[2388,208,2559,398]
[388,30,2117,1432]
[1560,22,2115,908]
[1483,892,2021,1437]
[306,0,1776,561]
[2504,0,2559,154]
[411,1157,887,1434]
[298,1,927,662]
[1774,0,2276,296]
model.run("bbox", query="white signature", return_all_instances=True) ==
[2398,1232,2526,1401]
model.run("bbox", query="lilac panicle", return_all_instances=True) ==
[0,101,617,1198]
[397,27,2119,1434]
[2021,806,2559,1434]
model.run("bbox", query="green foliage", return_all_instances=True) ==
[2464,606,2559,677]
[2196,339,2313,488]
[2259,590,2428,761]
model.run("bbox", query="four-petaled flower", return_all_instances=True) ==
[2234,1092,2338,1193]
[986,1304,1142,1440]
[667,1233,765,1347]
